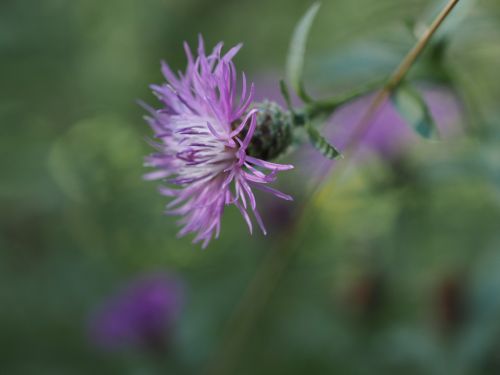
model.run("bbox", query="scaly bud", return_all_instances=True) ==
[246,101,294,161]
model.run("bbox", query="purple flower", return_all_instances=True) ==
[143,37,293,248]
[322,86,462,158]
[88,272,184,352]
[292,86,462,180]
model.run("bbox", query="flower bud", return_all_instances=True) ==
[246,101,293,160]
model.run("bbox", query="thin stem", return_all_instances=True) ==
[204,1,461,374]
[387,0,460,91]
[344,0,460,155]
[305,0,459,125]
[305,78,386,119]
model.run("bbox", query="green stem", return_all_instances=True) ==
[302,79,385,120]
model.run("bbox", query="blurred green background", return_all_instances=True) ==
[2,0,500,374]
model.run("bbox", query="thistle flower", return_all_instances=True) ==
[143,37,293,248]
[88,272,184,352]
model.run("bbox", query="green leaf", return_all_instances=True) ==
[286,2,321,103]
[279,79,294,113]
[391,83,438,139]
[306,123,342,160]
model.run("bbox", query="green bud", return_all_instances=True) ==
[246,101,293,161]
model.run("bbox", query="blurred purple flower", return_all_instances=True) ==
[320,86,462,158]
[143,37,293,248]
[88,272,184,352]
[253,73,462,166]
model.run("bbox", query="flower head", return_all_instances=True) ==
[88,272,184,352]
[143,37,293,248]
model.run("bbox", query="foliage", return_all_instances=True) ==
[1,0,500,374]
